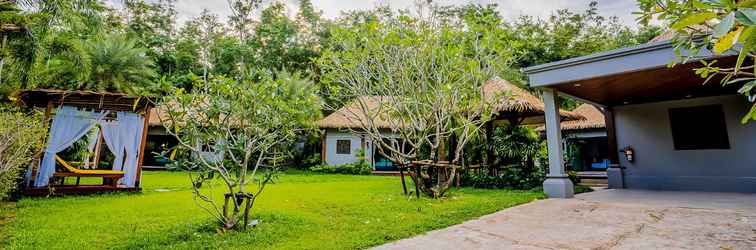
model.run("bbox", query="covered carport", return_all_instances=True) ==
[523,39,756,198]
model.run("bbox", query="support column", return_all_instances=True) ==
[542,89,574,198]
[603,107,624,189]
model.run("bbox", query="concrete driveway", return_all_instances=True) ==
[374,189,756,250]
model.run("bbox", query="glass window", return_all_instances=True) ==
[668,105,730,150]
[336,140,351,154]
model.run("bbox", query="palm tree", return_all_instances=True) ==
[84,34,157,94]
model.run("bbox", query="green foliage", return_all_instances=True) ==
[0,110,44,200]
[85,35,157,94]
[509,1,661,69]
[33,34,157,95]
[491,126,541,165]
[638,0,756,123]
[310,149,371,175]
[309,162,372,175]
[460,164,546,190]
[3,171,542,249]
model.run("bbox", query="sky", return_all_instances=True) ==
[139,0,643,27]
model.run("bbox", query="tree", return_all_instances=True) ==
[159,71,321,230]
[176,9,224,83]
[637,0,756,123]
[318,5,514,198]
[510,1,660,69]
[124,0,178,77]
[227,0,262,80]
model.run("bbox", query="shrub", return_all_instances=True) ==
[309,162,372,175]
[460,163,546,190]
[0,110,45,200]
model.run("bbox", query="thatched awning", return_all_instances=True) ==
[536,104,605,132]
[483,78,584,124]
[12,89,153,113]
[317,96,395,129]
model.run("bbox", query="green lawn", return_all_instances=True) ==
[2,171,542,250]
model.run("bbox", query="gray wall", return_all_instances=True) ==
[614,95,756,193]
[324,129,372,166]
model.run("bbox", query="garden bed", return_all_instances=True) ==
[2,171,542,249]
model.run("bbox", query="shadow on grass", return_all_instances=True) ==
[113,212,318,250]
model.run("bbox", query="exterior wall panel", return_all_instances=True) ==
[614,95,756,192]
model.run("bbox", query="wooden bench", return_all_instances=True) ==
[53,155,125,187]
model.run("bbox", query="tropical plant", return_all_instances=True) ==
[35,34,157,95]
[85,35,157,94]
[637,0,756,123]
[159,71,321,230]
[491,125,541,166]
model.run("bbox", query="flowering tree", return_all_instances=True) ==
[638,0,756,123]
[318,6,514,198]
[159,72,320,230]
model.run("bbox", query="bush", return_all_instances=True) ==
[0,110,45,200]
[309,162,372,175]
[460,164,546,190]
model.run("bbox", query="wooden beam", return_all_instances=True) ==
[92,130,103,168]
[604,107,619,164]
[135,107,152,188]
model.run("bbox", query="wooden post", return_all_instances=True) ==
[135,107,152,188]
[92,130,103,168]
[485,121,494,174]
[399,165,408,195]
[604,107,619,164]
[414,164,420,198]
[28,101,55,186]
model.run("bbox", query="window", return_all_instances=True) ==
[668,105,730,150]
[336,140,351,154]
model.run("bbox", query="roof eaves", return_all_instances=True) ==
[522,40,675,74]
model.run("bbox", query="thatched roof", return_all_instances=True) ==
[148,105,168,126]
[483,78,584,124]
[317,96,395,129]
[12,89,153,113]
[536,104,605,132]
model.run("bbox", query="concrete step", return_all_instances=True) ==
[579,178,608,185]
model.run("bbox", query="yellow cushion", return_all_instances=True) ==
[55,155,125,175]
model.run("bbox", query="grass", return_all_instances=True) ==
[1,171,543,250]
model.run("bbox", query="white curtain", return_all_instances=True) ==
[34,106,108,187]
[83,127,100,168]
[119,112,144,187]
[100,121,125,171]
[99,112,144,187]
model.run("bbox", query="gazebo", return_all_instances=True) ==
[480,78,584,168]
[14,89,153,195]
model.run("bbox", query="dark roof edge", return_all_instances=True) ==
[522,40,675,74]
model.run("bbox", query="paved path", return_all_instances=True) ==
[374,189,756,250]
